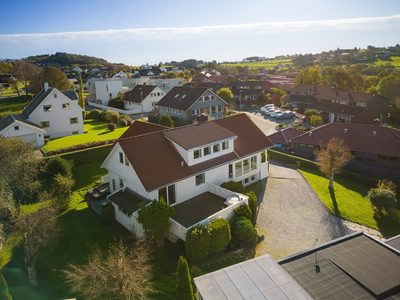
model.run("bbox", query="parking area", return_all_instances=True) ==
[241,110,297,136]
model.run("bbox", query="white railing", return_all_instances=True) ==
[169,218,187,240]
[206,183,241,199]
[101,175,109,184]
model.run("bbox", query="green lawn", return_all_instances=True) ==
[297,166,400,236]
[43,119,129,151]
[373,56,400,67]
[0,96,27,119]
[222,59,293,69]
[389,121,400,131]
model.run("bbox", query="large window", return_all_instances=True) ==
[194,149,202,159]
[124,154,129,166]
[62,103,70,110]
[243,159,250,174]
[213,144,220,153]
[235,161,242,177]
[229,164,233,179]
[222,141,229,150]
[119,178,124,188]
[203,146,211,156]
[251,156,257,170]
[192,109,200,115]
[43,105,52,112]
[158,184,176,205]
[40,121,50,128]
[196,173,205,186]
[119,152,124,164]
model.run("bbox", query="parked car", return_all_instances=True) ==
[260,104,274,112]
[275,111,285,119]
[263,108,276,116]
[277,111,295,119]
[270,110,281,118]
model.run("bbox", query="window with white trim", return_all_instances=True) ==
[222,141,229,150]
[192,109,200,115]
[194,149,202,159]
[40,121,50,128]
[62,103,70,110]
[70,117,78,124]
[229,164,233,178]
[213,144,220,153]
[196,173,205,186]
[251,156,257,170]
[54,93,57,98]
[235,161,242,177]
[43,105,52,112]
[119,178,124,188]
[158,184,176,205]
[357,102,366,107]
[203,146,211,156]
[119,152,124,164]
[243,159,250,174]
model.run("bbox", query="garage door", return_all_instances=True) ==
[19,133,37,143]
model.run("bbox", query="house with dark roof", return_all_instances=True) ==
[226,80,272,92]
[0,114,46,147]
[122,85,165,113]
[195,231,400,300]
[18,82,84,138]
[268,128,303,149]
[156,86,228,121]
[288,122,400,183]
[282,84,390,126]
[101,114,274,240]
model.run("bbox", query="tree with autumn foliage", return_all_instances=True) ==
[314,138,352,188]
[78,73,85,110]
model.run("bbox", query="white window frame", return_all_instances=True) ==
[62,103,70,110]
[43,105,52,112]
[70,117,78,124]
[40,121,50,128]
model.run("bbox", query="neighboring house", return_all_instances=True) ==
[111,71,128,79]
[121,77,149,90]
[72,66,83,73]
[18,83,84,139]
[138,66,162,77]
[195,231,400,300]
[288,122,400,183]
[267,128,303,149]
[288,84,345,97]
[87,78,123,105]
[226,80,272,92]
[156,86,228,121]
[0,74,16,83]
[232,89,263,105]
[282,87,391,126]
[197,82,225,93]
[101,114,273,239]
[0,114,46,147]
[122,85,165,113]
[148,78,184,93]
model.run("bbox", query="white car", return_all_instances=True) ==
[263,108,276,116]
[270,110,281,118]
[275,111,285,119]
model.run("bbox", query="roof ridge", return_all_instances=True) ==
[290,122,333,141]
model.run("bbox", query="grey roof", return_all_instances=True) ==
[386,235,400,251]
[0,114,44,132]
[194,254,312,300]
[278,232,400,300]
[61,90,79,101]
[20,88,53,118]
[108,188,149,214]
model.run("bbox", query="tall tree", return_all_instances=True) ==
[314,138,352,188]
[30,66,70,94]
[176,256,194,300]
[62,239,154,300]
[0,62,13,75]
[8,77,21,97]
[78,74,85,110]
[11,60,40,96]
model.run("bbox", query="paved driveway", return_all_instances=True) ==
[255,160,354,259]
[241,110,295,136]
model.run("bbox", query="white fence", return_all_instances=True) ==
[88,102,142,115]
[101,175,109,184]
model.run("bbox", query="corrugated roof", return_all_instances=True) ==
[155,86,207,110]
[194,254,312,300]
[163,122,237,150]
[290,123,400,157]
[268,128,303,144]
[123,85,158,103]
[386,235,400,251]
[279,232,400,299]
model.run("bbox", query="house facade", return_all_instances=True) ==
[0,114,46,147]
[101,114,273,239]
[227,80,272,92]
[19,83,84,139]
[111,71,128,79]
[123,85,165,113]
[156,86,228,121]
[87,78,123,105]
[148,78,184,93]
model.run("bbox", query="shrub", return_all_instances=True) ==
[118,115,132,127]
[186,225,211,262]
[118,118,127,127]
[368,188,397,207]
[209,219,231,253]
[83,111,88,120]
[52,174,75,210]
[377,179,396,193]
[247,192,258,225]
[234,203,252,221]
[101,203,115,222]
[304,109,320,116]
[159,114,174,128]
[220,181,245,193]
[310,115,323,127]
[233,217,258,243]
[278,123,285,128]
[176,256,194,300]
[45,156,72,181]
[108,123,116,131]
[44,138,50,145]
[87,109,102,120]
[110,112,119,124]
[100,109,119,122]
[293,107,304,114]
[0,270,12,300]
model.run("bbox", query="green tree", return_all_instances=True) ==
[159,114,174,128]
[137,198,175,247]
[11,60,40,96]
[246,192,258,225]
[176,256,194,300]
[0,270,12,300]
[30,66,71,94]
[217,87,233,105]
[310,115,323,127]
[0,62,13,75]
[8,77,21,97]
[51,174,75,211]
[78,74,85,110]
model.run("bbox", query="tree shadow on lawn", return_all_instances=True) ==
[329,187,340,217]
[372,204,400,236]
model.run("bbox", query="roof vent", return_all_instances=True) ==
[181,161,184,167]
[309,131,312,136]
[344,128,348,133]
[373,131,376,136]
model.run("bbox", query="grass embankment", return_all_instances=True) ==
[297,166,400,236]
[43,119,129,151]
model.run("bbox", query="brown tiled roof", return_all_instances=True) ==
[290,123,400,157]
[118,120,168,140]
[123,85,157,103]
[307,102,366,116]
[155,86,207,111]
[290,85,346,93]
[268,128,303,144]
[164,122,236,150]
[316,91,378,103]
[227,81,268,87]
[231,89,263,96]
[117,114,274,191]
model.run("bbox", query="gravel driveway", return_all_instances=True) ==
[255,160,354,259]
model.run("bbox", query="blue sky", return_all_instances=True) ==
[1,0,400,65]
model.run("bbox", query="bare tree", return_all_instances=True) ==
[11,60,40,97]
[62,239,155,300]
[315,138,352,188]
[8,78,21,97]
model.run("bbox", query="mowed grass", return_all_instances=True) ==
[43,119,129,151]
[389,121,400,131]
[373,56,400,67]
[222,59,293,68]
[0,96,27,118]
[297,166,400,236]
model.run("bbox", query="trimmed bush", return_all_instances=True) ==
[176,256,194,300]
[118,115,132,127]
[209,219,231,253]
[87,109,102,120]
[234,203,252,221]
[118,118,127,127]
[368,188,397,207]
[46,139,116,156]
[186,225,211,262]
[108,123,116,131]
[0,270,12,300]
[110,112,119,124]
[220,181,245,193]
[101,203,115,222]
[45,155,72,181]
[159,114,174,128]
[100,109,119,123]
[233,217,258,243]
[247,191,258,225]
[108,98,124,109]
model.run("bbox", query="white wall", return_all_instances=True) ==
[148,78,184,93]
[121,78,149,89]
[95,80,123,105]
[187,139,235,166]
[1,121,45,147]
[27,88,84,139]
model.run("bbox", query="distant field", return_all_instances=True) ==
[373,56,400,67]
[222,59,293,69]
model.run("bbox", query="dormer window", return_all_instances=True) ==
[357,102,366,107]
[194,149,202,159]
[203,146,211,156]
[43,105,52,112]
[213,144,220,153]
[222,141,229,150]
[204,96,210,101]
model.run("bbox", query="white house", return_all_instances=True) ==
[122,85,165,113]
[87,78,123,105]
[111,71,128,79]
[120,77,149,90]
[0,114,46,147]
[101,114,274,240]
[148,78,184,93]
[19,83,84,139]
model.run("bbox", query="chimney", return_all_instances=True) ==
[344,128,348,133]
[373,131,376,136]
[309,131,312,136]
[44,82,49,91]
[332,82,337,88]
[181,161,184,167]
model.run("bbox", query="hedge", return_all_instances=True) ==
[45,144,112,167]
[45,139,117,156]
[233,217,258,243]
[209,219,231,253]
[148,114,191,128]
[220,181,245,193]
[234,203,252,221]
